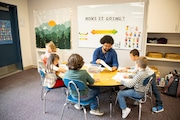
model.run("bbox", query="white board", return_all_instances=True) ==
[78,2,147,50]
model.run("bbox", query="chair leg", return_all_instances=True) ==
[96,96,100,109]
[41,87,44,100]
[138,103,142,120]
[149,97,153,114]
[82,106,87,120]
[60,103,68,120]
[110,102,112,117]
[114,95,118,106]
[43,90,49,113]
[63,87,68,96]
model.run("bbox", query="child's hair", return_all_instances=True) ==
[100,35,114,45]
[46,53,59,72]
[136,56,147,69]
[46,41,57,52]
[66,54,84,70]
[130,49,139,57]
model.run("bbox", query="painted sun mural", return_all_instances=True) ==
[33,8,71,49]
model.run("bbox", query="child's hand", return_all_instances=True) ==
[59,67,66,73]
[118,68,127,72]
[123,74,129,79]
[94,78,100,82]
[126,67,131,69]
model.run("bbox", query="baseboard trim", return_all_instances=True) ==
[0,70,21,79]
[0,65,38,79]
[23,65,37,70]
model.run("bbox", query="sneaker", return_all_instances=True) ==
[133,101,139,106]
[90,109,104,116]
[122,107,131,119]
[74,104,82,110]
[152,106,164,113]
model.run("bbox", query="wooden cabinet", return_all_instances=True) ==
[147,0,180,33]
[146,33,180,77]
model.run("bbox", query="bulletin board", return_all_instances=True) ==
[0,20,13,44]
[78,2,147,50]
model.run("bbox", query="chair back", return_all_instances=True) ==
[39,67,46,79]
[63,78,86,106]
[63,78,85,91]
[144,76,153,93]
[140,76,153,103]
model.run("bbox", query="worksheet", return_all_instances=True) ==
[112,72,132,83]
[100,60,112,71]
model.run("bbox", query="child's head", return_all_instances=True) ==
[66,54,84,70]
[130,49,139,61]
[136,56,147,69]
[46,41,56,53]
[47,53,59,66]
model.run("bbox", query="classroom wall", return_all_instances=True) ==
[27,0,147,68]
[0,0,33,68]
[0,0,147,69]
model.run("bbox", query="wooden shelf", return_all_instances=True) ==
[146,57,180,62]
[146,43,180,47]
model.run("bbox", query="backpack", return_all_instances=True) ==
[163,74,180,97]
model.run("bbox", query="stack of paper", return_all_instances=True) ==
[112,72,132,83]
[100,60,112,71]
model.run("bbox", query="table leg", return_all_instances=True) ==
[109,88,113,117]
[110,102,112,117]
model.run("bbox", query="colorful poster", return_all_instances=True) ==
[0,20,13,44]
[33,8,71,49]
[78,2,145,50]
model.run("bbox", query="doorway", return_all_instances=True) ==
[0,2,23,77]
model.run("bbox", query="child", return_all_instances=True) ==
[117,56,149,119]
[63,53,104,116]
[44,53,66,88]
[128,49,164,113]
[41,41,57,65]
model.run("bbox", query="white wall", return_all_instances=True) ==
[0,0,148,69]
[1,0,33,68]
[27,0,148,68]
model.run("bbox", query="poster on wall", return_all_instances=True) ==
[33,8,71,49]
[78,2,146,50]
[0,20,13,44]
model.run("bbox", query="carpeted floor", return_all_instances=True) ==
[0,68,180,120]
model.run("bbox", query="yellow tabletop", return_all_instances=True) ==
[60,64,122,87]
[91,69,122,86]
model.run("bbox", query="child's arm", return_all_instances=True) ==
[52,65,66,73]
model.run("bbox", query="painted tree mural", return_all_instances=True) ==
[34,8,71,49]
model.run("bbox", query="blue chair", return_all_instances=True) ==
[130,76,153,120]
[38,67,67,113]
[114,76,153,120]
[60,78,99,120]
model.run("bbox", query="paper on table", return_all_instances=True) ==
[100,60,112,71]
[112,72,132,83]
